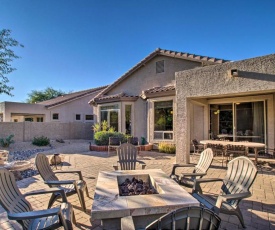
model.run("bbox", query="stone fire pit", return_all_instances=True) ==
[91,169,199,229]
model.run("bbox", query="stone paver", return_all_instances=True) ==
[0,149,275,229]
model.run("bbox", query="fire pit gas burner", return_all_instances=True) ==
[119,176,158,196]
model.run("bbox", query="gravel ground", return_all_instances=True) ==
[2,139,92,180]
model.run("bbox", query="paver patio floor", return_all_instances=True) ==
[0,150,275,230]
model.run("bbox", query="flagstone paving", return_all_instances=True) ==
[0,150,274,230]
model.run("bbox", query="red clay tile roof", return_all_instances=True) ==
[38,85,108,108]
[92,92,139,104]
[92,48,230,103]
[140,85,175,99]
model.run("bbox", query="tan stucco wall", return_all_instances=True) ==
[0,122,93,141]
[176,54,275,163]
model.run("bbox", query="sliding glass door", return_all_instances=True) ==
[210,101,265,143]
[234,101,265,143]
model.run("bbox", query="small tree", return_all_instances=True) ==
[0,29,24,96]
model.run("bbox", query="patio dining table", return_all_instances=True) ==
[200,140,265,164]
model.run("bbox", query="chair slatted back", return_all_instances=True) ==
[195,148,214,175]
[146,206,221,230]
[0,168,32,229]
[221,156,257,208]
[35,153,59,183]
[117,143,138,170]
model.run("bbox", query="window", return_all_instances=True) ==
[85,115,93,121]
[154,100,173,140]
[25,118,33,122]
[76,114,81,120]
[156,60,164,73]
[52,113,59,120]
[125,105,132,135]
[37,117,43,122]
[100,105,119,131]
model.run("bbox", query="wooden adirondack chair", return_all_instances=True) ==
[192,156,258,228]
[113,143,146,170]
[0,168,75,230]
[121,206,221,230]
[35,153,89,212]
[170,148,214,189]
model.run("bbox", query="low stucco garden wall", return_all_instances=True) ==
[0,122,94,141]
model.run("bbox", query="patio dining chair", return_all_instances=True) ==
[113,143,146,170]
[191,139,204,155]
[192,156,258,228]
[225,144,247,163]
[121,206,221,230]
[0,167,76,230]
[35,153,89,212]
[108,137,122,155]
[207,143,226,167]
[170,148,213,189]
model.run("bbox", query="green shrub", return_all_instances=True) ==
[0,134,15,147]
[94,131,128,146]
[32,136,50,146]
[92,121,116,133]
[158,142,176,154]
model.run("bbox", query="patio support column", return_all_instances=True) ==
[176,94,190,164]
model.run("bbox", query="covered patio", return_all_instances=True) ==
[175,54,275,164]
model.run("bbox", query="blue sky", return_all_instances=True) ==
[1,0,275,102]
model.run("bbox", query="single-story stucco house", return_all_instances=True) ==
[90,48,275,163]
[0,86,107,123]
[89,48,229,145]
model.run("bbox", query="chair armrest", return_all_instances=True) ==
[9,207,62,220]
[24,187,68,202]
[215,192,251,210]
[55,170,83,180]
[121,215,135,230]
[181,172,206,177]
[8,207,61,220]
[136,160,146,169]
[192,178,223,194]
[44,180,75,185]
[113,165,119,170]
[170,164,195,177]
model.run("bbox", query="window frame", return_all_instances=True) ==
[52,113,59,121]
[151,97,174,141]
[85,114,94,122]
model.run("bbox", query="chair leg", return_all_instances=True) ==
[235,206,246,228]
[85,185,89,198]
[76,188,86,212]
[48,193,59,208]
